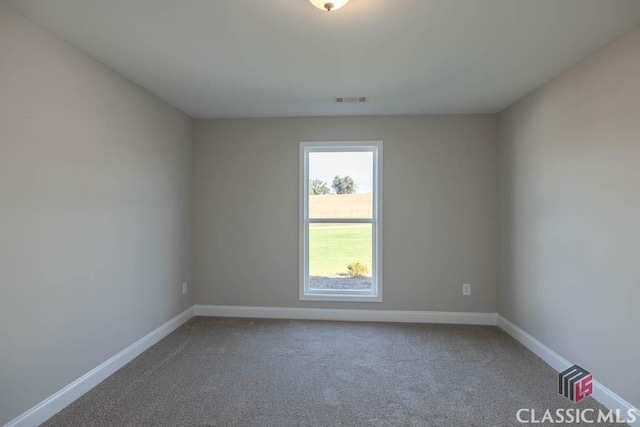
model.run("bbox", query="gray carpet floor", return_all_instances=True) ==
[45,317,616,426]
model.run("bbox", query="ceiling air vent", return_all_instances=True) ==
[336,96,367,103]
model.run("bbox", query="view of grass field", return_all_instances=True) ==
[309,223,372,277]
[308,193,373,278]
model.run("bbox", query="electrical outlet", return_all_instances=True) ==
[182,282,188,295]
[463,283,471,296]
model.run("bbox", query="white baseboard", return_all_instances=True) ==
[497,315,639,426]
[5,306,195,427]
[496,315,571,372]
[194,304,498,325]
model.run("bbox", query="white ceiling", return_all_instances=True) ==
[4,0,640,118]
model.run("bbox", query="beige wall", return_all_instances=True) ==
[0,4,193,423]
[4,0,637,419]
[498,26,640,407]
[194,115,498,312]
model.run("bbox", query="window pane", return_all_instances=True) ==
[308,152,373,219]
[308,223,372,291]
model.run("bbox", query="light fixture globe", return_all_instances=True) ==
[309,0,350,12]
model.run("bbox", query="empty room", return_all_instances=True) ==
[1,0,639,426]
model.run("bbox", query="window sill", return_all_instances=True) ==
[299,293,383,303]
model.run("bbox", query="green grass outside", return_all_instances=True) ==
[309,224,372,277]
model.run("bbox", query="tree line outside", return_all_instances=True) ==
[310,176,357,195]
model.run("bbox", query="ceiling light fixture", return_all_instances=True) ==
[309,0,350,12]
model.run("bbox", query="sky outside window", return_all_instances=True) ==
[309,152,373,194]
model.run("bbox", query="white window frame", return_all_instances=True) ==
[299,141,383,302]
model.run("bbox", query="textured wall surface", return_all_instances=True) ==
[499,26,640,408]
[0,4,193,423]
[194,115,498,312]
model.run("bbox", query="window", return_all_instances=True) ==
[300,141,382,301]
